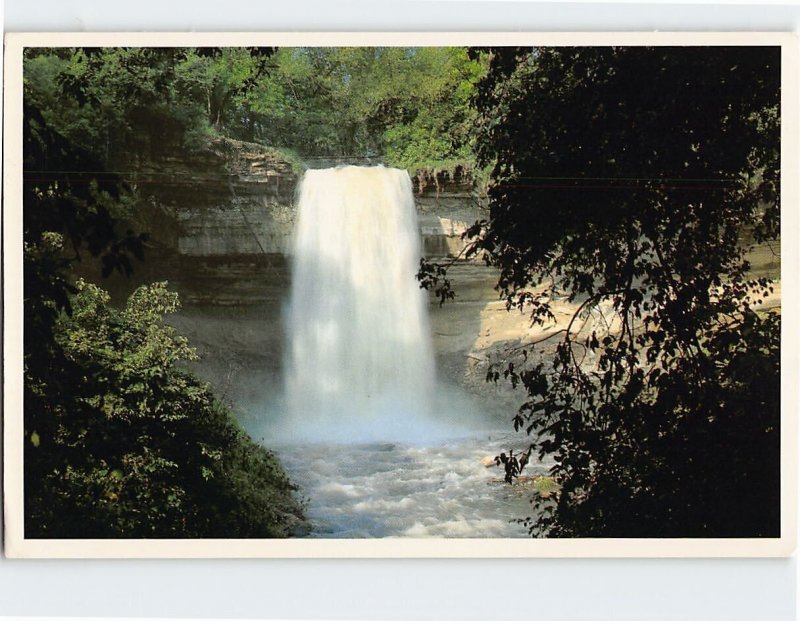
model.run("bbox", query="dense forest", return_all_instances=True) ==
[24,46,485,171]
[22,45,781,539]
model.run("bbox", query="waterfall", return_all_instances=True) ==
[283,165,436,442]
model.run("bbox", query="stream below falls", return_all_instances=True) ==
[276,431,547,538]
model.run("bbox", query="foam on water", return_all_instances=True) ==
[277,432,546,538]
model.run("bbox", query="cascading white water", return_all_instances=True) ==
[283,165,436,442]
[272,165,532,536]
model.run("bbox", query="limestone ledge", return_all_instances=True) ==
[142,138,483,258]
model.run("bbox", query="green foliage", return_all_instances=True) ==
[22,90,305,539]
[533,476,560,499]
[24,47,275,163]
[23,99,149,443]
[270,146,308,176]
[459,46,781,537]
[25,45,485,176]
[221,46,487,169]
[27,279,305,538]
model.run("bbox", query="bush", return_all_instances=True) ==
[25,279,306,538]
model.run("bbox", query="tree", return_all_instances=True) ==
[23,97,148,479]
[23,47,275,163]
[22,79,305,538]
[24,46,487,173]
[28,279,305,538]
[428,46,781,537]
[241,47,486,169]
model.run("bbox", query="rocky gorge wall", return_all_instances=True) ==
[170,140,299,257]
[142,138,483,266]
[111,138,485,309]
[113,138,780,423]
[95,138,498,410]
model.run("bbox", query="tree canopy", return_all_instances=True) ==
[441,46,781,537]
[24,47,275,161]
[224,46,485,169]
[24,46,487,172]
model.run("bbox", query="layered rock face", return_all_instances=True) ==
[83,139,299,306]
[146,140,481,267]
[413,166,483,258]
[172,140,299,257]
[123,139,482,307]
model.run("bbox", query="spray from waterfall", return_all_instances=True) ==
[281,166,439,443]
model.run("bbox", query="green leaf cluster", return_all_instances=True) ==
[24,46,487,174]
[467,46,781,537]
[26,279,305,538]
[229,46,487,171]
[24,47,275,163]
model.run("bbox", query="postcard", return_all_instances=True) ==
[3,31,797,557]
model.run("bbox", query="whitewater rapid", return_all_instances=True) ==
[277,432,546,538]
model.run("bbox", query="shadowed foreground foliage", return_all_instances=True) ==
[422,45,781,537]
[23,90,305,538]
[26,280,305,538]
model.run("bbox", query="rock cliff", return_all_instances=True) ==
[138,139,481,264]
[114,138,483,306]
[134,138,300,257]
[414,165,484,257]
